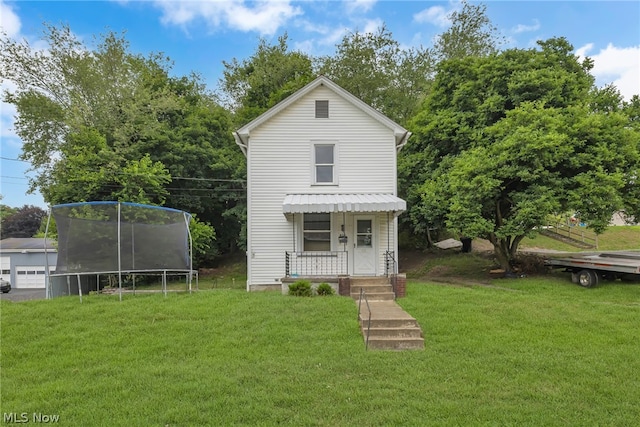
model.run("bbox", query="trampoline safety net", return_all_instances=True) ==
[52,202,192,274]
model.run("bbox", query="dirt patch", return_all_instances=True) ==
[398,249,430,273]
[427,265,452,276]
[397,242,555,286]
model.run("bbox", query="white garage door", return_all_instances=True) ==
[1,257,10,283]
[15,266,54,289]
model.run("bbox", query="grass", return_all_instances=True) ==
[2,278,639,425]
[1,226,638,424]
[406,251,497,280]
[129,253,248,292]
[521,225,640,252]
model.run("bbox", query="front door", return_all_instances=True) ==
[353,217,376,275]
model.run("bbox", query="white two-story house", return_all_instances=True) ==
[234,76,410,292]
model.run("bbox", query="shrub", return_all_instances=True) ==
[288,280,312,297]
[316,283,335,296]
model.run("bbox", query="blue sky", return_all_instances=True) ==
[1,0,639,209]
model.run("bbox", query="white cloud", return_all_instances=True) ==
[413,5,450,28]
[575,43,594,59]
[344,0,377,14]
[293,20,349,53]
[362,18,383,35]
[0,0,21,37]
[512,19,540,34]
[576,43,640,100]
[152,0,303,36]
[293,16,384,56]
[293,39,314,55]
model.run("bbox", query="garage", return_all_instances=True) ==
[0,238,57,290]
[15,266,55,289]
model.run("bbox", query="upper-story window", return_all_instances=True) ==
[314,144,334,184]
[315,100,329,118]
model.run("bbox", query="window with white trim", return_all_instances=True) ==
[314,144,334,184]
[303,213,331,251]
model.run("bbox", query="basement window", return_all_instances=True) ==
[315,100,329,118]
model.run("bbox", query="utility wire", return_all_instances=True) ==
[0,156,28,162]
[0,158,246,183]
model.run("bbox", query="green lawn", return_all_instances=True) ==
[521,225,640,252]
[2,278,639,426]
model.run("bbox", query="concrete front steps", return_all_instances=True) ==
[352,277,424,351]
[350,276,395,301]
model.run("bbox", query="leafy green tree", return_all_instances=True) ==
[623,95,640,129]
[189,214,216,266]
[433,0,505,62]
[1,24,245,261]
[0,201,18,222]
[219,33,314,126]
[318,25,434,125]
[402,38,639,271]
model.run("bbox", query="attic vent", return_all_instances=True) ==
[315,100,329,118]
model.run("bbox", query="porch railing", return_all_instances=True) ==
[385,250,398,297]
[285,251,348,277]
[384,250,397,276]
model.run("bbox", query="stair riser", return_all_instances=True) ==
[351,285,393,293]
[353,294,395,302]
[350,277,390,285]
[360,318,419,328]
[362,328,423,338]
[366,339,425,350]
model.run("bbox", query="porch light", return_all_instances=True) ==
[339,221,348,246]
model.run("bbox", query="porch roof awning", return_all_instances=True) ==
[283,194,406,215]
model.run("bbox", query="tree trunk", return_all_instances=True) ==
[493,243,512,273]
[489,234,526,274]
[488,233,514,273]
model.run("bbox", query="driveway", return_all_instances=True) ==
[0,288,46,302]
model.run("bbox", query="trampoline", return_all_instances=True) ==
[45,201,196,301]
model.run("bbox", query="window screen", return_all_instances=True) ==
[303,213,331,251]
[315,100,329,118]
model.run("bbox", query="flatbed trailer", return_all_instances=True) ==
[545,251,640,287]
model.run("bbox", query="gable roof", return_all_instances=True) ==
[234,75,411,155]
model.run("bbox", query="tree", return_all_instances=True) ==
[0,201,18,222]
[317,25,434,125]
[0,24,248,261]
[189,215,216,266]
[219,33,314,126]
[1,205,47,238]
[433,0,505,62]
[402,38,640,271]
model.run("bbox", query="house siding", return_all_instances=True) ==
[245,85,401,289]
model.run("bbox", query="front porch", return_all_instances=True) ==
[282,194,404,278]
[282,250,402,297]
[284,250,398,278]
